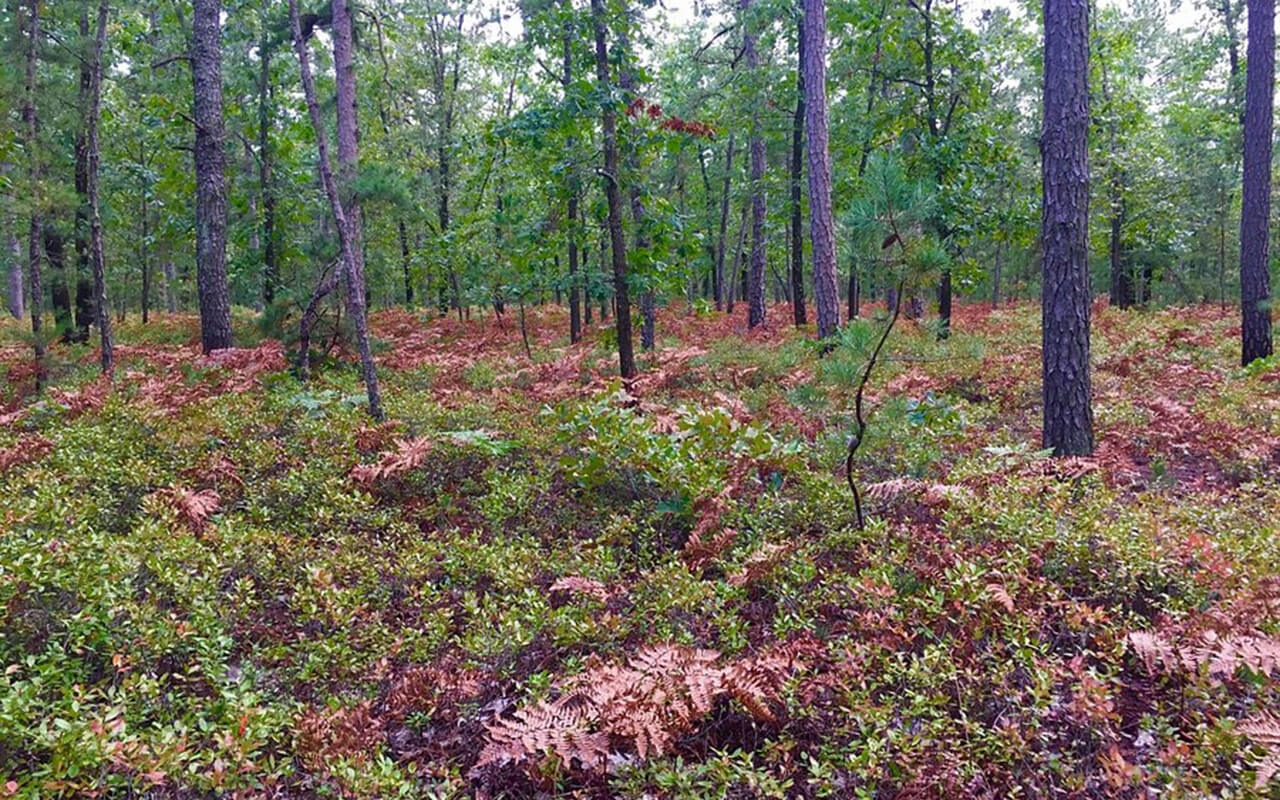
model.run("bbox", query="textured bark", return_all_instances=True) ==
[7,230,22,320]
[22,0,45,388]
[258,18,277,308]
[72,4,93,343]
[617,20,655,351]
[192,0,233,352]
[399,220,413,305]
[715,134,736,312]
[743,0,767,329]
[1041,0,1094,456]
[332,0,364,280]
[592,0,636,379]
[803,0,840,339]
[162,259,177,312]
[790,11,807,327]
[290,0,384,419]
[563,0,581,343]
[1240,0,1274,365]
[87,0,112,375]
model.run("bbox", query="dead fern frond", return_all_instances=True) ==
[549,576,612,603]
[296,701,383,773]
[1239,710,1280,789]
[729,542,795,588]
[350,437,434,485]
[0,435,53,474]
[473,641,811,778]
[152,487,220,533]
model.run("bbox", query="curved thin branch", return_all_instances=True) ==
[846,279,905,530]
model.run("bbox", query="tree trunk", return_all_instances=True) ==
[258,16,277,308]
[715,134,735,311]
[848,265,859,318]
[1240,0,1274,366]
[192,0,233,352]
[141,191,151,324]
[163,259,177,312]
[399,220,413,305]
[803,0,840,339]
[72,3,93,344]
[790,10,807,327]
[593,0,636,379]
[333,0,364,284]
[22,0,44,389]
[87,0,112,375]
[743,0,767,329]
[1041,0,1094,456]
[7,230,22,320]
[290,0,384,420]
[562,4,582,343]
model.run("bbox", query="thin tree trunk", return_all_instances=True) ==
[22,0,44,389]
[72,3,93,344]
[1041,0,1094,456]
[163,259,177,312]
[399,220,413,305]
[192,0,233,352]
[258,15,277,308]
[593,0,635,378]
[790,10,807,327]
[7,229,22,320]
[87,0,112,375]
[563,1,582,343]
[992,239,1003,308]
[743,0,767,329]
[290,0,384,419]
[1240,0,1274,365]
[141,191,151,324]
[803,0,840,339]
[715,134,736,311]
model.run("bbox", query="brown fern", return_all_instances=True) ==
[153,487,220,533]
[296,701,383,773]
[473,642,811,777]
[729,542,795,588]
[1239,710,1280,789]
[0,435,53,474]
[350,437,434,485]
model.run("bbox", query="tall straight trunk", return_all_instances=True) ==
[22,0,44,389]
[192,0,233,352]
[617,20,655,350]
[1041,0,1094,456]
[1107,186,1133,307]
[729,199,749,314]
[1240,0,1274,365]
[592,0,636,378]
[72,4,92,344]
[163,258,177,312]
[333,0,363,282]
[7,230,22,320]
[698,149,718,301]
[803,0,840,339]
[87,0,112,375]
[141,191,151,323]
[790,10,807,327]
[743,0,767,329]
[289,0,384,420]
[992,238,1003,308]
[258,19,277,308]
[399,220,413,305]
[848,265,859,318]
[715,134,735,311]
[563,2,581,343]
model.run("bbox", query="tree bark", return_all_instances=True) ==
[72,3,93,344]
[1240,0,1274,366]
[258,14,278,308]
[592,0,636,378]
[743,0,767,329]
[803,0,840,339]
[22,0,44,389]
[7,229,22,320]
[290,0,384,420]
[87,0,112,375]
[563,1,581,343]
[790,10,807,327]
[1041,0,1094,456]
[192,0,233,352]
[715,134,735,312]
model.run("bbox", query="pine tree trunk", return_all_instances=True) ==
[715,134,735,312]
[592,0,636,378]
[22,0,45,389]
[7,230,22,320]
[803,0,840,339]
[1041,0,1094,456]
[87,0,112,375]
[72,4,93,344]
[1240,0,1274,365]
[743,0,767,329]
[290,0,384,419]
[192,0,233,352]
[258,17,277,308]
[790,10,807,327]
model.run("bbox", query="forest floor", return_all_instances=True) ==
[1,300,1278,799]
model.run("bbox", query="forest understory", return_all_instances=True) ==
[0,300,1278,798]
